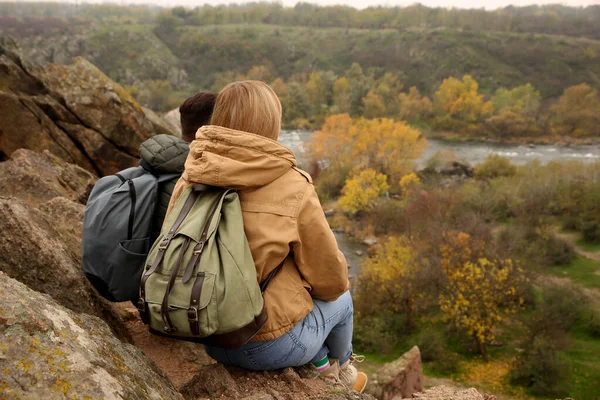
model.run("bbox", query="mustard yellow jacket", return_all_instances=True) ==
[166,125,349,342]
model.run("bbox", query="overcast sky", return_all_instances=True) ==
[19,0,600,10]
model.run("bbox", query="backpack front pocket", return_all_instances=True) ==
[104,237,150,301]
[146,271,217,338]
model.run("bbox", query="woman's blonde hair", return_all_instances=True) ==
[210,80,282,140]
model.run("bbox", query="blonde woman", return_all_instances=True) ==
[166,81,367,392]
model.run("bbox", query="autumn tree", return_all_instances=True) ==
[246,65,274,82]
[551,83,600,137]
[339,168,389,214]
[346,63,369,116]
[398,86,434,122]
[362,90,386,118]
[305,72,328,117]
[439,232,527,359]
[492,83,540,115]
[370,72,404,117]
[283,81,311,124]
[399,172,421,194]
[435,75,494,123]
[333,77,351,114]
[311,114,427,185]
[355,236,421,329]
[485,84,541,137]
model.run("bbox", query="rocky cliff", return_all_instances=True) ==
[0,37,174,176]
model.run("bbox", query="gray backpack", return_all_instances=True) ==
[82,166,178,302]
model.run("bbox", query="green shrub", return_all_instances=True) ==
[314,166,351,201]
[369,199,407,235]
[495,226,574,268]
[562,214,580,231]
[353,315,400,356]
[587,317,600,338]
[544,235,575,266]
[581,217,600,244]
[416,329,460,375]
[474,154,517,180]
[510,336,570,397]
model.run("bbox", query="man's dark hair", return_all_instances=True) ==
[179,92,217,142]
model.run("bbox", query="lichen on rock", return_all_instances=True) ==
[0,271,182,400]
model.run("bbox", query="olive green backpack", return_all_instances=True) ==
[136,184,281,347]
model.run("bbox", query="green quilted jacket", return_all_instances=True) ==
[139,134,189,242]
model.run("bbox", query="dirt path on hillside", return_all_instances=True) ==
[553,229,600,262]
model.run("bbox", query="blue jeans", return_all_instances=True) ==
[204,290,354,370]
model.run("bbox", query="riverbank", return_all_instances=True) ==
[428,131,600,146]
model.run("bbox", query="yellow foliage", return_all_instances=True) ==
[306,72,327,115]
[339,169,389,214]
[270,77,289,98]
[551,83,600,137]
[333,77,351,114]
[311,114,427,184]
[439,232,527,357]
[436,75,494,122]
[362,90,386,118]
[398,86,433,122]
[399,173,421,193]
[356,236,419,316]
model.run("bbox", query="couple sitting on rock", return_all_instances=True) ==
[141,81,367,392]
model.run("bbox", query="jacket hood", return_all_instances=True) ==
[139,134,189,174]
[183,125,296,190]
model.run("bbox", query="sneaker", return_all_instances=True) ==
[340,356,368,393]
[321,356,367,393]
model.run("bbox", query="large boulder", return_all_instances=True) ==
[0,149,96,206]
[365,346,424,400]
[0,37,161,176]
[0,196,131,342]
[0,271,182,400]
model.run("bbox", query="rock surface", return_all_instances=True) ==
[179,363,377,400]
[0,196,131,343]
[365,346,424,400]
[161,107,182,137]
[0,148,130,342]
[0,149,96,206]
[0,37,162,176]
[404,385,492,400]
[0,271,182,400]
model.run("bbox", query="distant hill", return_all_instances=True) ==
[2,3,599,105]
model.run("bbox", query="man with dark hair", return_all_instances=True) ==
[139,92,217,239]
[180,92,218,142]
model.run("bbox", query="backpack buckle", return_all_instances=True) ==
[193,241,205,256]
[158,237,170,251]
[163,325,177,333]
[187,307,198,322]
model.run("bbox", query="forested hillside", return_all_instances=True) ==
[2,2,600,139]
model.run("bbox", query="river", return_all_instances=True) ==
[278,129,600,275]
[279,130,600,170]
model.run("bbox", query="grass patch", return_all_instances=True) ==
[562,327,600,399]
[550,256,600,290]
[576,238,600,253]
